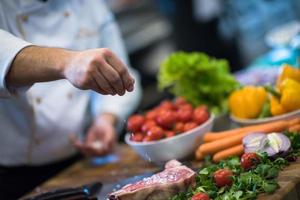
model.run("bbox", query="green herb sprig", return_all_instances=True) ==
[171,131,300,200]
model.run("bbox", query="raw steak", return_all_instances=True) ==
[108,160,196,200]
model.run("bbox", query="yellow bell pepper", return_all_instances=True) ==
[270,96,286,116]
[280,78,300,112]
[229,86,267,119]
[276,64,300,90]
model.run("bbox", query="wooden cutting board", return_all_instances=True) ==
[22,145,300,200]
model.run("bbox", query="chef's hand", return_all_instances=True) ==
[70,113,117,157]
[8,46,135,96]
[64,48,135,96]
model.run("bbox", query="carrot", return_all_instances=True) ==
[288,117,300,127]
[288,124,300,132]
[200,135,244,155]
[195,149,204,160]
[213,145,244,162]
[199,120,289,155]
[203,118,298,142]
[204,131,242,143]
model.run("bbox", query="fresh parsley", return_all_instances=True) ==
[170,131,300,200]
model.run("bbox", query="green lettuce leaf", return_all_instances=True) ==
[158,52,239,114]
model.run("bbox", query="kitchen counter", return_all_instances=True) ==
[22,144,300,200]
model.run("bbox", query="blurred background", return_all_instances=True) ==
[105,0,300,111]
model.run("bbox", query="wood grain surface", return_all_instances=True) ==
[23,144,300,200]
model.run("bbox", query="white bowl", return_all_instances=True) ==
[125,114,214,165]
[230,109,300,126]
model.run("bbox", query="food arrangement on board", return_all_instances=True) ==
[117,52,300,200]
[229,64,300,124]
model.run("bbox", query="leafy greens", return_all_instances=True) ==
[158,52,239,114]
[170,131,300,200]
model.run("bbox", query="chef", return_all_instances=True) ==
[0,0,141,199]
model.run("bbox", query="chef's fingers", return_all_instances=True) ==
[69,134,94,155]
[92,68,115,95]
[81,144,109,157]
[86,126,99,144]
[69,134,91,154]
[90,76,110,95]
[73,142,95,156]
[105,52,135,92]
[72,141,106,157]
[69,133,83,146]
[102,132,116,153]
[96,61,125,96]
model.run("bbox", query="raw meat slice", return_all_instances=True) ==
[108,160,196,200]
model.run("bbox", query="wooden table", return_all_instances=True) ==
[23,144,300,200]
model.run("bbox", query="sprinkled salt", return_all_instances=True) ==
[91,140,104,149]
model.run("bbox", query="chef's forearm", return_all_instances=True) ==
[6,45,72,87]
[5,45,135,96]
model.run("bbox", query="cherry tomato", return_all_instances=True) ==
[147,126,164,140]
[143,135,153,142]
[180,103,193,111]
[191,192,210,200]
[177,109,193,122]
[241,153,260,170]
[193,106,209,125]
[145,110,157,121]
[156,110,176,129]
[127,115,145,132]
[159,100,176,111]
[130,133,144,142]
[213,169,233,187]
[183,122,198,132]
[174,122,185,133]
[165,131,176,138]
[174,97,187,106]
[141,120,157,133]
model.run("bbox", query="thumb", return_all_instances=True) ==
[69,133,83,147]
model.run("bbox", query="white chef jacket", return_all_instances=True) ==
[0,0,141,166]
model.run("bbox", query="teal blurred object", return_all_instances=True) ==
[249,21,300,69]
[250,47,299,69]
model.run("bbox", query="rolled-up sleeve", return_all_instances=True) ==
[0,30,32,97]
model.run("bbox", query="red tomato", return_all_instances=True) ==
[191,192,210,200]
[141,120,156,133]
[159,100,176,110]
[143,135,153,142]
[145,110,157,121]
[174,97,187,106]
[193,106,209,125]
[177,109,193,122]
[213,169,233,187]
[130,133,144,142]
[183,122,198,132]
[180,103,193,111]
[127,115,145,132]
[156,110,176,129]
[147,126,164,140]
[241,153,260,170]
[165,131,176,138]
[174,122,185,133]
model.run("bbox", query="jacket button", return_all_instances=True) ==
[36,97,42,104]
[67,92,73,100]
[64,11,70,17]
[34,137,41,145]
